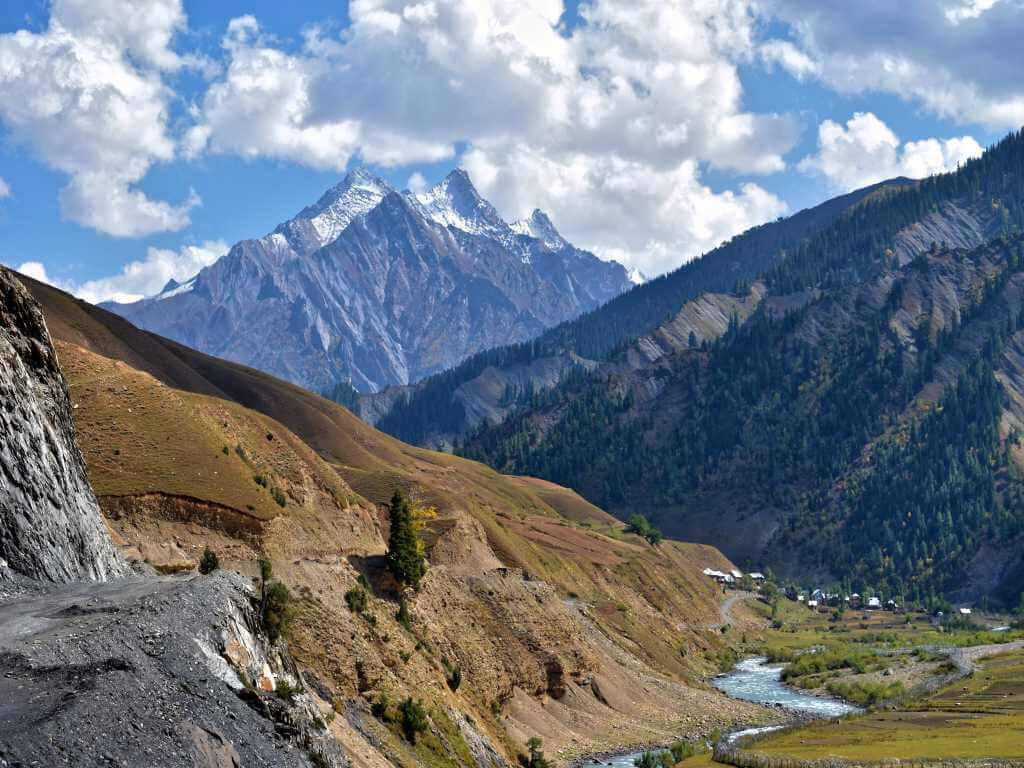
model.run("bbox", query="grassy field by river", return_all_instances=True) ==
[742,647,1024,763]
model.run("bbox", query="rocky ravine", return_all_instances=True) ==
[0,266,123,583]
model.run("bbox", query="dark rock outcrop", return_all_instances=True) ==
[0,267,124,582]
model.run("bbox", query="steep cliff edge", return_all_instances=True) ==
[0,267,123,582]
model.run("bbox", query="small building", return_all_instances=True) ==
[807,599,819,609]
[796,594,805,603]
[730,569,743,580]
[866,596,882,610]
[748,572,765,582]
[811,589,825,602]
[959,607,973,616]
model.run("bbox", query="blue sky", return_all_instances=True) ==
[0,1,1018,302]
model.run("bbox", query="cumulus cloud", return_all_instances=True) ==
[798,112,983,191]
[765,0,1024,129]
[12,240,228,305]
[73,240,229,304]
[0,0,195,236]
[0,178,10,199]
[406,172,428,194]
[183,0,797,275]
[15,261,56,285]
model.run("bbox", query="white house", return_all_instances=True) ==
[748,572,765,581]
[807,599,819,609]
[959,607,973,616]
[730,569,743,580]
[866,596,882,610]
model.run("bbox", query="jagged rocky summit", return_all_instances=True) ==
[107,169,634,393]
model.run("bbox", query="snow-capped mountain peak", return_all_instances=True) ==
[511,209,568,250]
[413,169,506,235]
[628,267,647,285]
[285,168,394,249]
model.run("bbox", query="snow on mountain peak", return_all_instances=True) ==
[296,168,393,248]
[511,209,567,250]
[413,169,506,235]
[628,267,647,285]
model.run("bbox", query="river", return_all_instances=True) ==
[579,657,857,768]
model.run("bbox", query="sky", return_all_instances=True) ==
[0,0,1020,303]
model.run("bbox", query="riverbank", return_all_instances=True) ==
[718,643,1024,766]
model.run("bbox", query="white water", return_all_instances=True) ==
[580,657,856,768]
[712,656,860,717]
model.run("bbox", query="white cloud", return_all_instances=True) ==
[73,240,229,304]
[185,0,797,275]
[798,112,983,192]
[0,1,195,237]
[406,172,428,193]
[944,0,1002,25]
[50,0,188,71]
[765,0,1024,129]
[15,261,55,285]
[0,178,10,199]
[12,240,228,305]
[759,39,819,80]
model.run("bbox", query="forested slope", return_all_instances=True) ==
[458,130,1024,606]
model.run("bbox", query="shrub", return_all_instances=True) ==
[345,587,368,614]
[275,678,304,703]
[442,658,462,691]
[525,737,550,768]
[371,693,389,720]
[221,445,229,455]
[253,474,268,487]
[396,597,413,630]
[198,547,219,575]
[270,486,287,508]
[399,697,428,743]
[257,558,292,643]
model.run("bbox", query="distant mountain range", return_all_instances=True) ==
[105,169,635,393]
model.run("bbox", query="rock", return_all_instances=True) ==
[0,267,124,582]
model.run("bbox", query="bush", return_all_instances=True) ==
[399,697,428,743]
[525,737,550,768]
[270,486,287,508]
[371,693,389,720]
[257,558,292,643]
[198,547,219,575]
[826,679,905,707]
[345,587,368,614]
[275,678,304,703]
[396,597,413,631]
[253,474,268,487]
[442,658,462,691]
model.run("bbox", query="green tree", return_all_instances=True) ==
[387,490,428,589]
[399,697,428,743]
[526,737,550,768]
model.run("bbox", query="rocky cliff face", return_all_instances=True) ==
[0,267,123,582]
[107,169,633,393]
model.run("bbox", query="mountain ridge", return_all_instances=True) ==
[104,169,633,394]
[454,129,1024,605]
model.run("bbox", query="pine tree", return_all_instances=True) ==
[387,490,426,589]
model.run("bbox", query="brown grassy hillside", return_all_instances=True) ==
[22,273,767,766]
